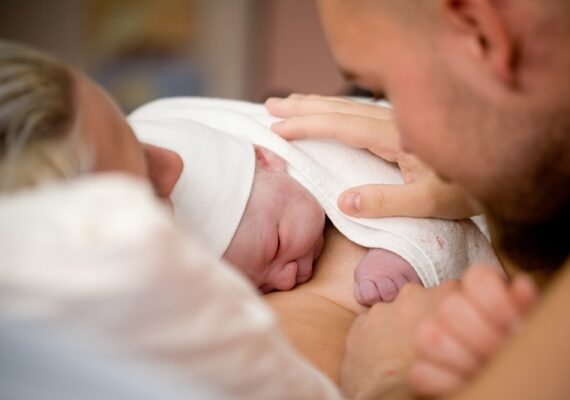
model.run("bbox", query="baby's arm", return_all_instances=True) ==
[409,267,538,397]
[354,248,422,305]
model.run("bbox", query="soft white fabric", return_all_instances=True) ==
[0,175,342,400]
[132,119,255,257]
[130,98,502,286]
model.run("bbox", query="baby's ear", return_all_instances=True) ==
[254,145,287,172]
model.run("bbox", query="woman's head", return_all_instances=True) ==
[223,146,326,293]
[0,40,180,200]
[0,40,86,191]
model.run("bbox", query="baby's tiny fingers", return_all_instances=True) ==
[356,280,382,306]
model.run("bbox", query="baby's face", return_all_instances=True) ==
[223,147,325,293]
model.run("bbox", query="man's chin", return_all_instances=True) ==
[486,209,569,278]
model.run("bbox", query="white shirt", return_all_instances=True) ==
[0,174,342,400]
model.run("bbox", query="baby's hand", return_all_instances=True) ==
[408,267,538,397]
[354,248,422,305]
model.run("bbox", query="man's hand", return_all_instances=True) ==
[266,94,480,220]
[340,281,459,400]
[409,267,538,397]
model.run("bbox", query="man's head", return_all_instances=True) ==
[317,0,570,272]
[0,40,181,203]
[223,146,326,293]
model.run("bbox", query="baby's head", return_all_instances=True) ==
[135,119,325,293]
[223,146,326,293]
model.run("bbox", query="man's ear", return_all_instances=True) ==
[442,0,517,86]
[254,145,287,172]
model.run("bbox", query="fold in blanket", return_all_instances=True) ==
[129,98,502,287]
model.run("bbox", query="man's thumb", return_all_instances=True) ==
[338,183,435,218]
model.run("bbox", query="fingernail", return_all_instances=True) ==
[342,191,361,214]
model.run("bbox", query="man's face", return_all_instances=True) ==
[317,1,568,223]
[223,158,326,294]
[317,1,470,187]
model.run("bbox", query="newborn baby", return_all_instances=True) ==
[227,144,420,298]
[129,98,500,305]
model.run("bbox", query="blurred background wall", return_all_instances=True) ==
[0,0,348,112]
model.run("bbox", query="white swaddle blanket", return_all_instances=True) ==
[129,98,501,287]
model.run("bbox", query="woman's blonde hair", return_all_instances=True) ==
[0,40,90,192]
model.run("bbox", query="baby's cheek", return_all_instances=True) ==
[223,234,265,286]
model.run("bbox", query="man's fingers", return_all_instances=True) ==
[271,113,400,159]
[265,95,392,120]
[409,361,466,397]
[338,182,438,218]
[267,95,480,221]
[414,318,480,375]
[288,93,353,104]
[437,293,504,360]
[462,267,521,332]
[426,174,482,219]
